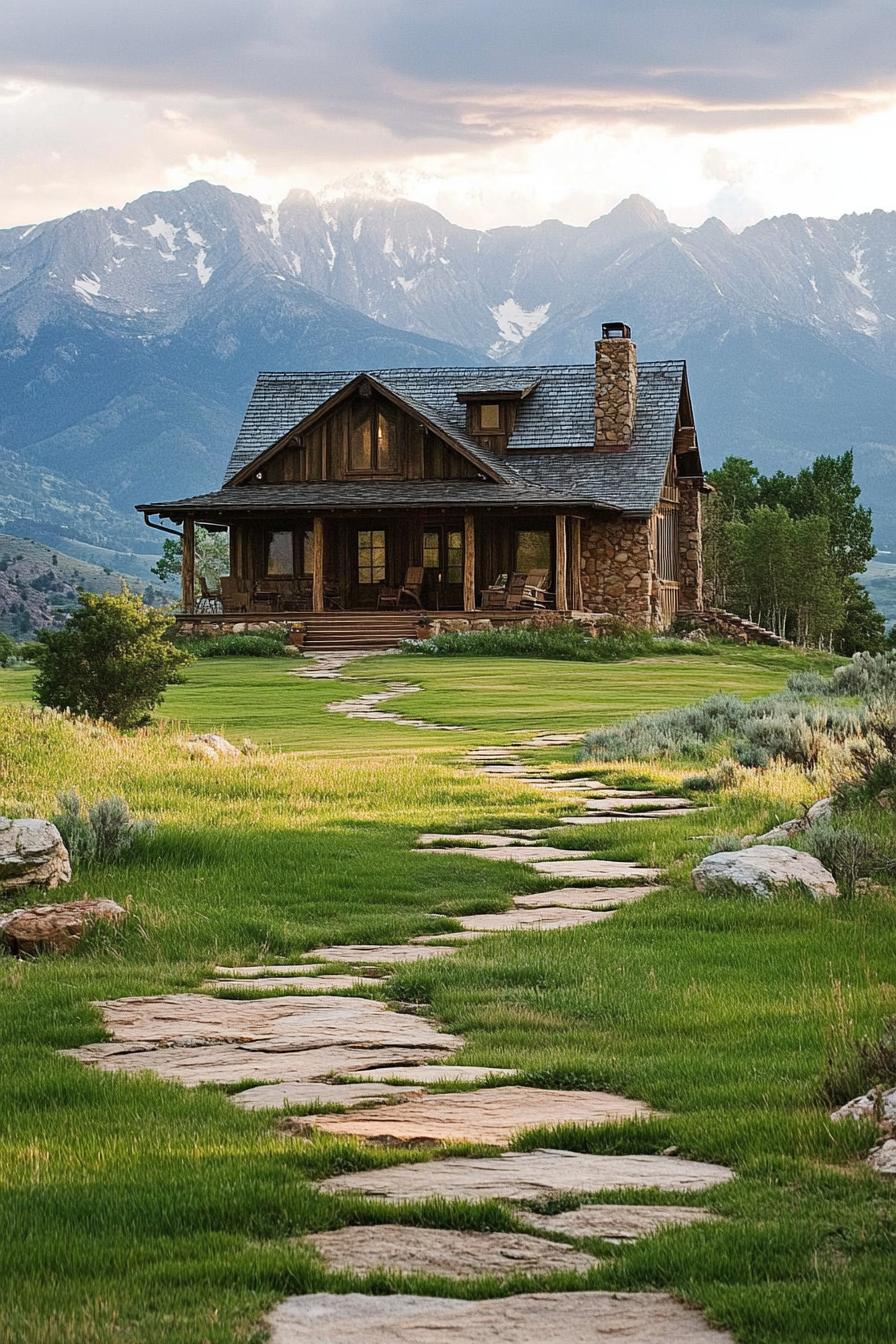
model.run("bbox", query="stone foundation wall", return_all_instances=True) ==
[580,515,656,627]
[175,618,303,638]
[678,483,703,612]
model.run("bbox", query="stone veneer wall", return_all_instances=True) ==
[677,482,704,612]
[580,515,657,627]
[594,338,637,450]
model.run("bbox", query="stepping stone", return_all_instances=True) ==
[444,907,615,933]
[466,747,520,758]
[89,993,461,1052]
[422,844,579,863]
[479,764,538,775]
[64,1042,454,1087]
[524,732,586,745]
[513,886,660,909]
[416,833,535,848]
[409,930,490,943]
[553,811,700,825]
[212,965,328,978]
[308,944,457,965]
[265,1291,735,1342]
[319,1148,734,1201]
[304,1224,600,1279]
[229,1081,427,1111]
[292,1086,652,1146]
[517,1203,721,1242]
[345,1064,517,1085]
[532,859,662,880]
[581,796,696,813]
[206,975,382,991]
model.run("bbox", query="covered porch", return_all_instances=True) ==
[167,507,587,619]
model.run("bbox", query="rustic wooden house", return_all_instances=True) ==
[138,323,707,647]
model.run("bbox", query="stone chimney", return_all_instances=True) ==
[595,321,637,450]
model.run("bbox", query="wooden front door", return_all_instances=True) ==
[351,523,388,608]
[422,521,464,609]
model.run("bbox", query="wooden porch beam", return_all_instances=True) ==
[554,514,568,612]
[181,517,195,615]
[312,515,325,613]
[569,515,583,611]
[463,512,476,612]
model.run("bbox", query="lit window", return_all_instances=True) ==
[479,403,501,430]
[357,529,386,584]
[446,530,463,584]
[422,529,440,569]
[377,410,399,471]
[300,528,314,577]
[350,405,400,472]
[264,529,293,576]
[514,529,550,572]
[349,409,372,471]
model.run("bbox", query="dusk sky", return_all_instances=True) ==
[4,0,896,230]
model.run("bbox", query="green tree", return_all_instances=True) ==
[152,528,229,589]
[706,456,761,522]
[758,451,874,579]
[838,577,887,655]
[32,590,191,729]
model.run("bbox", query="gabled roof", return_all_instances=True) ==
[216,360,690,516]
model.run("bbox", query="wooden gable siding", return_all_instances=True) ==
[255,391,481,485]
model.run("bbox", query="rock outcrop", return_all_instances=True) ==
[0,898,126,955]
[692,845,838,900]
[0,817,71,892]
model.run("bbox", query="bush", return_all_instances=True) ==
[401,622,714,663]
[0,632,17,666]
[804,820,895,897]
[707,833,744,853]
[52,790,156,864]
[178,633,290,658]
[31,590,191,729]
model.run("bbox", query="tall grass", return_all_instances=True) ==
[401,622,715,662]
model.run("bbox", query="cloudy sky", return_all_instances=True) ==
[3,0,896,230]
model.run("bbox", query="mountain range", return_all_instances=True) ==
[2,179,896,573]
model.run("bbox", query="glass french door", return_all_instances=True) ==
[352,525,387,606]
[422,522,464,609]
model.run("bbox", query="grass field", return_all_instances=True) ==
[1,646,894,1343]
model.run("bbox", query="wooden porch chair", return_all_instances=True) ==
[219,575,249,613]
[197,574,222,613]
[505,570,549,610]
[378,565,425,609]
[480,573,509,610]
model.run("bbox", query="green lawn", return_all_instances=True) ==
[1,647,894,1343]
[1,643,832,753]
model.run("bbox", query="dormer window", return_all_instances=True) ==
[349,402,399,474]
[479,403,501,431]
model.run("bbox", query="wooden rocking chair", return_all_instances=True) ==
[197,574,222,613]
[480,573,509,610]
[219,575,249,613]
[378,565,425,609]
[505,570,550,610]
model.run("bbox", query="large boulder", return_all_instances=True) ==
[831,1086,896,1126]
[868,1139,896,1176]
[692,845,838,901]
[184,734,241,762]
[0,898,127,956]
[0,817,71,892]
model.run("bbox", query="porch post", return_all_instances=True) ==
[569,516,583,611]
[181,517,195,615]
[463,512,476,611]
[312,515,325,613]
[554,514,568,611]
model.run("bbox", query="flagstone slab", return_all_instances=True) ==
[532,859,663,880]
[213,965,328,978]
[205,975,382,992]
[579,796,697,812]
[448,907,616,932]
[513,886,660,909]
[293,1086,652,1146]
[422,844,580,863]
[554,811,699,825]
[63,1042,452,1087]
[320,1148,734,1201]
[517,1203,722,1242]
[416,833,536,848]
[90,993,461,1052]
[308,944,457,965]
[229,1081,427,1111]
[345,1064,517,1084]
[304,1224,600,1278]
[409,930,489,943]
[265,1291,735,1342]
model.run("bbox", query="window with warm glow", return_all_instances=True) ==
[514,529,551,572]
[479,402,501,430]
[357,529,386,584]
[350,404,400,473]
[264,529,293,576]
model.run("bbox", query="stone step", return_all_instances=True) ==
[513,886,659,909]
[518,1203,721,1242]
[308,943,457,965]
[303,1225,601,1280]
[229,1081,426,1111]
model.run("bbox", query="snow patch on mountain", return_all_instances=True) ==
[72,272,102,301]
[143,216,180,254]
[488,297,550,355]
[845,245,873,297]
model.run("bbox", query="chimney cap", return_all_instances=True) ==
[601,321,632,340]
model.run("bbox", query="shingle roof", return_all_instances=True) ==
[140,360,689,519]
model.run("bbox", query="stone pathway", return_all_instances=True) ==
[266,1291,734,1343]
[61,688,735,1339]
[327,682,467,731]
